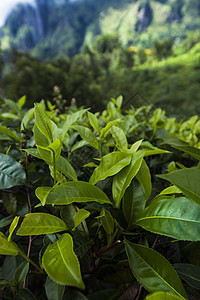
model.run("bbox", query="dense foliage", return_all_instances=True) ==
[1,96,200,299]
[1,30,200,118]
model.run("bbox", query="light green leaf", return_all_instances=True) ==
[73,209,90,231]
[72,125,99,150]
[35,187,54,206]
[136,197,200,241]
[17,213,67,235]
[174,263,200,290]
[55,156,77,181]
[0,154,27,189]
[24,148,42,159]
[8,216,20,241]
[136,159,152,201]
[110,125,128,151]
[112,151,144,207]
[88,111,100,134]
[47,138,62,162]
[42,233,85,289]
[0,126,20,141]
[20,108,34,131]
[45,181,111,205]
[157,169,200,205]
[18,95,26,110]
[0,232,20,256]
[61,109,88,140]
[130,139,143,152]
[159,186,182,196]
[4,99,19,112]
[99,209,114,235]
[122,179,146,226]
[34,103,53,142]
[100,120,122,138]
[34,124,49,147]
[116,95,123,108]
[0,113,19,120]
[45,276,65,300]
[71,140,88,153]
[146,291,183,300]
[124,240,187,299]
[89,152,132,185]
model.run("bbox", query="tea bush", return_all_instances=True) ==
[0,96,200,299]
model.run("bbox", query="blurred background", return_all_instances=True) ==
[0,0,199,118]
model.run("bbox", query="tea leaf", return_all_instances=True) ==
[45,181,111,205]
[42,233,85,289]
[89,152,132,185]
[136,197,200,241]
[17,213,67,235]
[0,154,27,189]
[157,169,200,205]
[124,240,187,299]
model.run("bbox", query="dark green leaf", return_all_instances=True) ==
[136,197,200,241]
[0,154,27,189]
[45,276,65,300]
[124,240,187,299]
[157,169,200,205]
[174,263,200,290]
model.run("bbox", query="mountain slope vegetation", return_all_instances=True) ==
[0,0,199,59]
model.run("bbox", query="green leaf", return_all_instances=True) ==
[136,197,200,241]
[73,209,90,231]
[42,233,85,289]
[34,123,49,147]
[110,125,128,151]
[35,186,54,206]
[45,181,111,205]
[0,154,27,189]
[8,216,20,241]
[72,125,99,150]
[24,148,42,159]
[0,126,20,141]
[124,240,187,299]
[61,109,88,140]
[163,137,200,161]
[18,95,26,110]
[145,291,183,299]
[122,179,146,226]
[112,151,144,207]
[55,156,77,181]
[100,120,122,138]
[88,111,100,134]
[14,261,29,286]
[20,108,34,131]
[45,276,65,300]
[17,213,67,235]
[157,169,200,205]
[130,139,143,152]
[136,159,152,201]
[0,232,20,256]
[99,209,114,234]
[0,216,14,228]
[89,152,132,185]
[71,140,88,153]
[47,138,62,162]
[4,99,19,112]
[16,288,37,300]
[34,103,53,142]
[174,263,200,290]
[159,186,182,196]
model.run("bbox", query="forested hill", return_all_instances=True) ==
[0,0,200,60]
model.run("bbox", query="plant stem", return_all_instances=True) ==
[53,151,56,185]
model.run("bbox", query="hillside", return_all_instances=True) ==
[0,0,199,60]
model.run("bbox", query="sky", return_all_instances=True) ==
[0,0,35,27]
